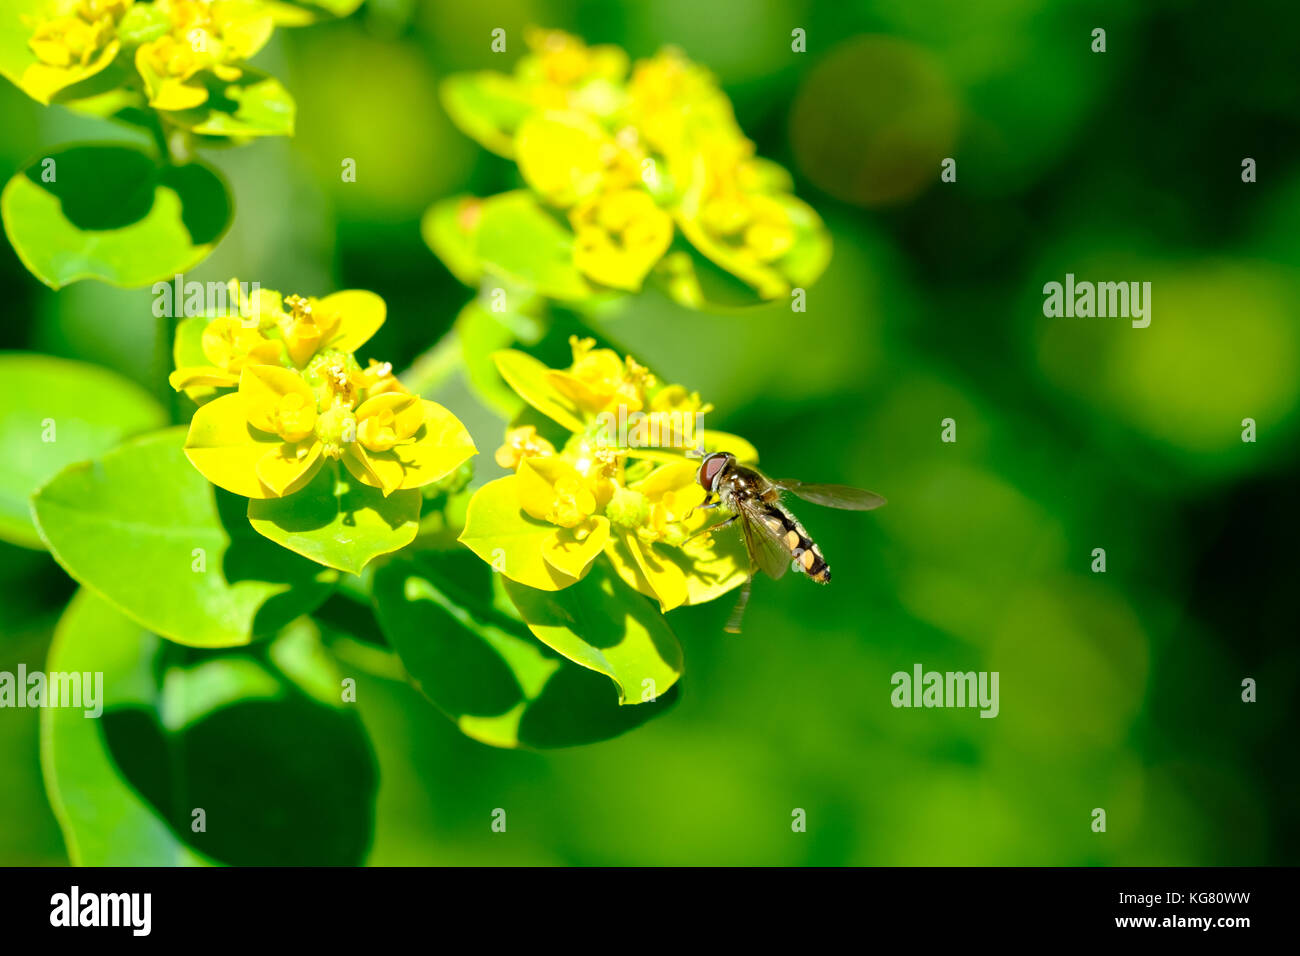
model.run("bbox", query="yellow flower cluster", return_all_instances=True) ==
[21,0,129,102]
[27,0,125,67]
[461,337,750,610]
[19,0,276,109]
[172,282,476,499]
[454,28,828,299]
[135,0,273,111]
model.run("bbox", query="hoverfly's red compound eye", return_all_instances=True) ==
[697,452,732,492]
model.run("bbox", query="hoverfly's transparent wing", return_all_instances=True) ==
[739,500,791,581]
[726,513,781,635]
[724,577,752,634]
[726,507,795,633]
[774,479,887,511]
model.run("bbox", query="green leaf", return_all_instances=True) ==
[421,195,483,286]
[61,86,156,131]
[441,72,534,157]
[32,428,336,647]
[173,315,210,369]
[455,301,529,418]
[1,145,231,289]
[373,552,675,748]
[162,69,296,138]
[268,0,366,21]
[503,560,684,704]
[776,194,834,288]
[309,0,366,13]
[41,590,212,866]
[115,3,172,47]
[662,186,832,311]
[247,462,421,575]
[43,591,377,864]
[474,191,595,302]
[0,353,166,549]
[651,242,779,311]
[491,348,585,431]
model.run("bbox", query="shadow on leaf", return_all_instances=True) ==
[212,486,337,634]
[103,689,376,866]
[23,145,229,243]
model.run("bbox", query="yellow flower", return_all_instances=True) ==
[352,358,404,398]
[649,383,711,415]
[570,188,673,291]
[514,110,644,209]
[247,373,316,443]
[287,289,386,365]
[628,461,706,546]
[495,425,556,470]
[440,28,831,302]
[337,391,473,495]
[277,292,340,366]
[512,108,675,291]
[460,342,753,607]
[20,0,132,104]
[169,315,285,393]
[624,46,740,163]
[547,335,653,416]
[517,456,598,528]
[178,286,475,500]
[169,282,386,399]
[135,0,273,111]
[700,187,794,262]
[516,27,628,116]
[184,365,324,498]
[676,160,824,300]
[186,364,475,499]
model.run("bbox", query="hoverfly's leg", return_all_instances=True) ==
[682,513,737,544]
[724,575,753,634]
[686,497,721,520]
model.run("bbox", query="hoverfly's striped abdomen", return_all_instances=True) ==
[760,505,831,583]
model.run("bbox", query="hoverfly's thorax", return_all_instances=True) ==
[723,464,765,497]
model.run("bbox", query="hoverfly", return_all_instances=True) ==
[690,451,886,633]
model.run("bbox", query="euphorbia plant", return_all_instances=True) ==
[2,25,841,808]
[419,28,835,424]
[0,17,849,868]
[463,337,756,611]
[11,280,701,753]
[170,282,477,573]
[0,0,360,289]
[449,336,779,710]
[428,27,831,306]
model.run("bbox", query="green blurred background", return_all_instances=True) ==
[3,0,1298,865]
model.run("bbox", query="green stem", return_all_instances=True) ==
[155,311,180,423]
[170,128,196,165]
[148,114,173,165]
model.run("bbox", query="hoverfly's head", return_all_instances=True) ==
[697,452,734,493]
